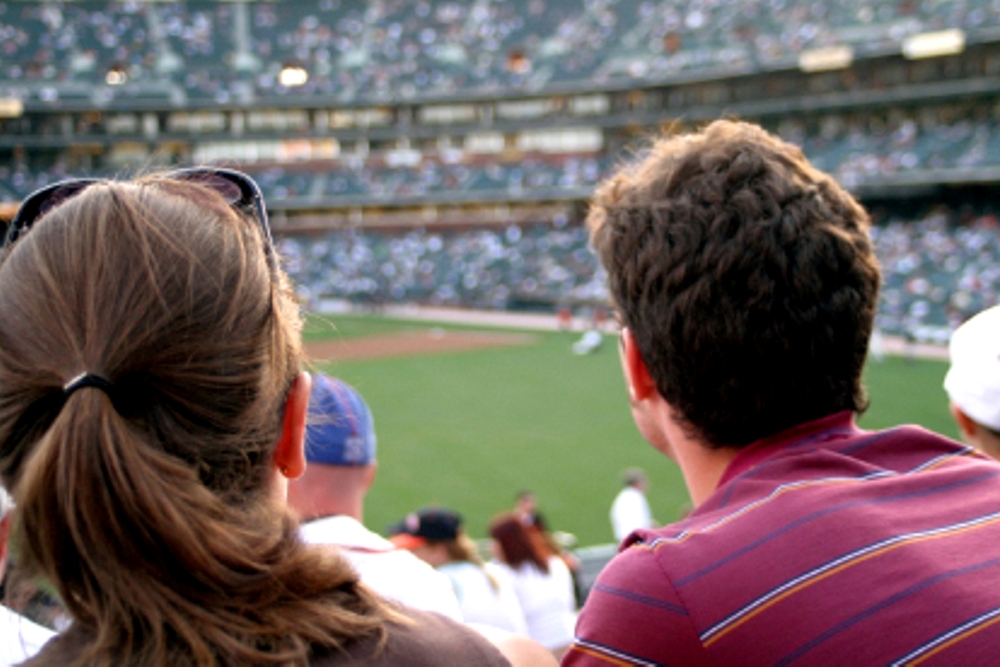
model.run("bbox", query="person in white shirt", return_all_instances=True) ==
[287,374,462,621]
[1,487,54,667]
[610,467,654,542]
[944,305,1000,461]
[390,507,528,635]
[489,513,577,659]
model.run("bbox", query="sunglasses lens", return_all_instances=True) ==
[37,182,94,218]
[8,170,269,258]
[173,172,244,206]
[6,180,98,246]
[169,169,272,261]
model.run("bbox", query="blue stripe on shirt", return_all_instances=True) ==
[591,583,688,616]
[674,468,1000,589]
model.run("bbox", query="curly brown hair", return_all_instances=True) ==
[589,120,880,448]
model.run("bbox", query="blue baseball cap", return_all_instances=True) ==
[305,374,376,466]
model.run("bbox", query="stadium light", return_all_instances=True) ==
[105,67,128,86]
[798,46,854,72]
[0,98,24,118]
[279,65,309,88]
[902,29,965,60]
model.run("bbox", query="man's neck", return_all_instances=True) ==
[650,402,738,507]
[677,444,739,506]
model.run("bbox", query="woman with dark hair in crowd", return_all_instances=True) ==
[489,513,577,659]
[0,171,552,666]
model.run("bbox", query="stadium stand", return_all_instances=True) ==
[873,207,1000,341]
[2,0,1000,100]
[281,222,606,311]
[2,0,1000,343]
[279,205,1000,339]
[7,104,1000,204]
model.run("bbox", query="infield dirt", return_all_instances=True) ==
[303,328,537,362]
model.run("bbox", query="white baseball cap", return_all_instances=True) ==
[944,305,1000,431]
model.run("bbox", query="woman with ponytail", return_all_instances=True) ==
[0,172,550,666]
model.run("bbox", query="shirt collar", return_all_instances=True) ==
[299,515,396,552]
[717,410,861,488]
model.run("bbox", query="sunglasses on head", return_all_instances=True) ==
[4,167,274,261]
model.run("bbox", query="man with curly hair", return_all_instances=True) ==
[563,120,1000,666]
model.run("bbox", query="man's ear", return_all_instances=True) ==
[620,328,658,402]
[362,463,378,493]
[274,372,311,479]
[951,402,980,441]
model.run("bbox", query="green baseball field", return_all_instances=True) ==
[304,313,956,548]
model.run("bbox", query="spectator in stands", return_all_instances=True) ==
[513,490,584,606]
[564,120,1000,665]
[609,468,654,543]
[1,487,53,666]
[556,307,573,331]
[288,373,462,620]
[515,490,542,526]
[944,305,1000,461]
[490,513,576,659]
[389,506,529,635]
[0,171,538,665]
[513,490,559,553]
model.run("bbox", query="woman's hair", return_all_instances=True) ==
[489,513,549,573]
[443,532,482,565]
[0,177,397,665]
[441,532,500,592]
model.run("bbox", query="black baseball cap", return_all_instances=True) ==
[388,507,462,549]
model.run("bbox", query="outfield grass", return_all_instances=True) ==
[859,355,954,437]
[307,314,955,547]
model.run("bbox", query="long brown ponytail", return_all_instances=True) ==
[0,178,397,665]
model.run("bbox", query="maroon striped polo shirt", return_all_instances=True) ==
[563,411,1000,666]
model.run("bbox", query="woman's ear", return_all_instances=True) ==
[274,372,311,479]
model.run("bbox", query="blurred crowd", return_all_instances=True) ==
[2,161,997,344]
[4,98,1000,204]
[0,156,606,204]
[259,155,607,203]
[280,221,606,311]
[280,205,1000,341]
[773,102,1000,188]
[2,0,998,101]
[873,208,1000,342]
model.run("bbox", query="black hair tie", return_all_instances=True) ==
[64,373,115,398]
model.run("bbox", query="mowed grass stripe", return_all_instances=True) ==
[309,314,957,547]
